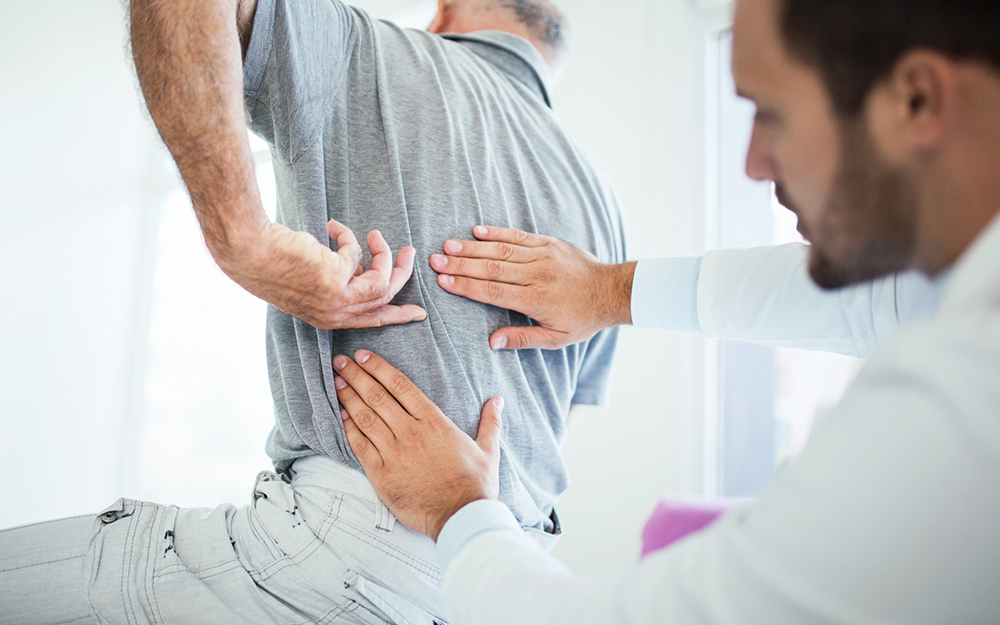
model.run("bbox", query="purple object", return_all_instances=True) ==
[640,493,747,558]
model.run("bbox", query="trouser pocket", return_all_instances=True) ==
[342,570,447,625]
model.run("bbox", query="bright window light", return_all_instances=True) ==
[708,31,861,497]
[135,139,277,507]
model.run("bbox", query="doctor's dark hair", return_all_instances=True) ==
[778,0,1000,116]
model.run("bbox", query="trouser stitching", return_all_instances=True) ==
[335,516,441,581]
[144,504,164,625]
[246,492,343,582]
[0,553,83,573]
[120,501,138,625]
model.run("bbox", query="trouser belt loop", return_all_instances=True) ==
[374,498,396,533]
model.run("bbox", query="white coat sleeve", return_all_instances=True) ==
[631,243,938,357]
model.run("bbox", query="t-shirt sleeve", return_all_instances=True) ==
[243,0,357,162]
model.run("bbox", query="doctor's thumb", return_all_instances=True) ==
[491,326,564,351]
[476,396,504,457]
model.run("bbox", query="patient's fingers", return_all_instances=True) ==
[388,246,419,296]
[328,220,363,274]
[365,229,394,280]
[429,254,528,285]
[335,305,429,329]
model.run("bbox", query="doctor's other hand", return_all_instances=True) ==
[430,226,637,350]
[215,219,426,330]
[332,350,503,541]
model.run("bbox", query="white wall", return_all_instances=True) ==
[549,0,730,578]
[0,0,730,583]
[0,0,168,527]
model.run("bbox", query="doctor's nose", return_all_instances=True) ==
[745,123,777,182]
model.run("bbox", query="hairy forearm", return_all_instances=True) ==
[127,0,424,330]
[130,0,264,263]
[597,261,636,327]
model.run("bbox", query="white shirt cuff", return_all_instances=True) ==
[630,257,703,332]
[437,499,522,570]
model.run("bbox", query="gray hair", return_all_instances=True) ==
[501,0,569,60]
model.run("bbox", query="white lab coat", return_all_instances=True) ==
[437,227,1000,624]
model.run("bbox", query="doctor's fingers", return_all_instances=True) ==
[342,413,384,471]
[436,275,536,313]
[349,349,445,420]
[333,355,412,434]
[336,378,395,452]
[441,237,541,264]
[430,254,529,285]
[471,225,552,248]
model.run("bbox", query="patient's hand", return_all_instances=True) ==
[332,350,503,541]
[429,226,637,350]
[218,219,426,329]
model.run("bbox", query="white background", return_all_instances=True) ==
[1,0,738,581]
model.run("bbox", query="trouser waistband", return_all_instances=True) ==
[281,454,398,533]
[286,454,563,555]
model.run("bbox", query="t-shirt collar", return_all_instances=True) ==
[441,31,553,108]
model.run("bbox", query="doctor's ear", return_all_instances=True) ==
[875,51,956,155]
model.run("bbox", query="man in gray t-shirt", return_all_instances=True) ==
[0,1,627,622]
[245,0,627,533]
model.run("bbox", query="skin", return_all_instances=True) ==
[429,0,534,48]
[429,0,567,77]
[339,0,1000,542]
[128,0,561,330]
[866,55,1000,274]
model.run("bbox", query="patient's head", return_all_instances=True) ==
[428,0,570,78]
[734,0,1000,287]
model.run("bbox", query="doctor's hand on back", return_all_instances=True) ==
[429,226,636,350]
[331,349,504,541]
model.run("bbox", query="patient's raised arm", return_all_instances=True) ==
[128,0,425,329]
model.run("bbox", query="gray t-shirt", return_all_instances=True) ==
[244,0,628,531]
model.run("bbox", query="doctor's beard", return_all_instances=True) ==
[774,120,918,290]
